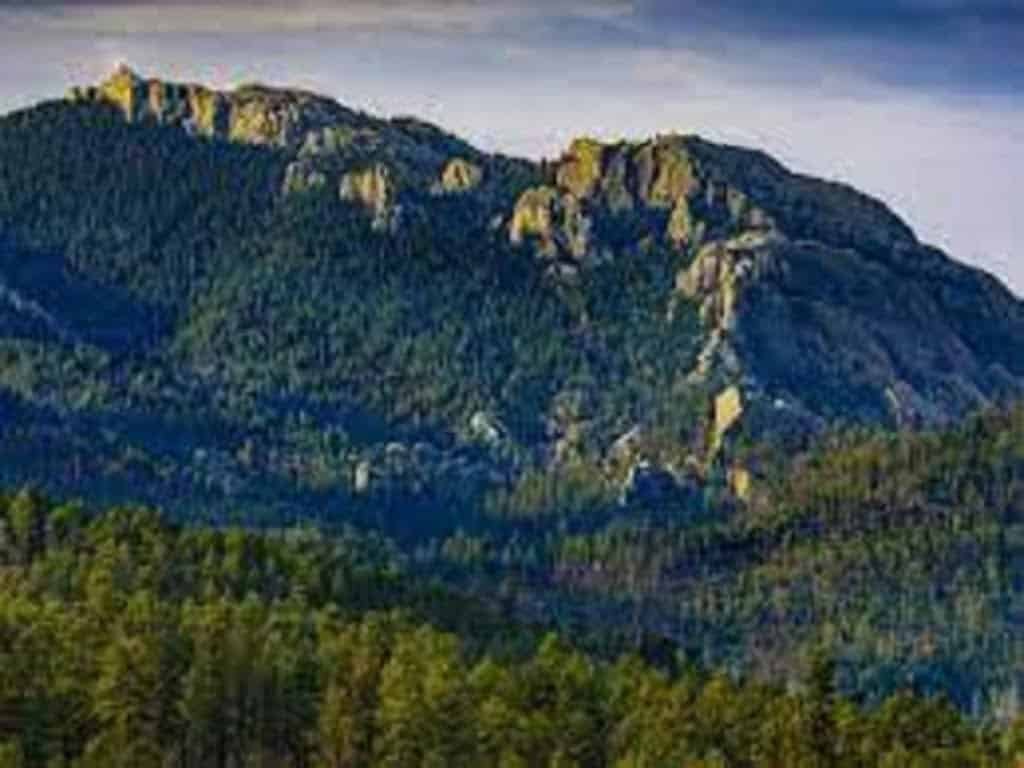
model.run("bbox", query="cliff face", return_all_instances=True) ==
[57,66,1024,445]
[506,133,913,267]
[68,64,363,148]
[67,65,518,225]
[504,133,1024,440]
[508,137,711,269]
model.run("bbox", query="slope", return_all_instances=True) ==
[0,67,1023,709]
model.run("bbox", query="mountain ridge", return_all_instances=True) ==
[1,65,1021,492]
[2,66,1024,711]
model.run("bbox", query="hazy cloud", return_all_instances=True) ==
[0,0,634,34]
[0,0,1021,292]
[627,0,1024,95]
[5,1,1022,94]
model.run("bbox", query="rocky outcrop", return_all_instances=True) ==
[710,385,744,458]
[500,131,1024,442]
[683,232,1024,440]
[70,64,366,150]
[468,411,508,448]
[556,138,607,199]
[677,231,786,384]
[504,128,928,281]
[510,187,601,266]
[678,232,786,334]
[70,66,508,233]
[436,158,484,195]
[68,65,488,197]
[509,187,558,254]
[67,66,220,139]
[507,135,781,268]
[339,164,400,232]
[728,465,753,501]
[353,460,372,494]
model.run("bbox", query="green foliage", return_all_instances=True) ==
[0,493,1009,767]
[1,94,1024,735]
[0,101,283,307]
[422,404,1024,714]
[485,462,616,521]
[0,99,702,529]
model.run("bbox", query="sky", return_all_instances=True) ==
[1,0,1021,293]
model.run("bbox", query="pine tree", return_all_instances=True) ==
[85,592,184,768]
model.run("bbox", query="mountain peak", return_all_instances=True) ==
[507,130,1024,437]
[63,67,490,190]
[512,131,918,278]
[48,70,1024,438]
[67,66,361,149]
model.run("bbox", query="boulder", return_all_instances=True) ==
[436,158,484,194]
[556,138,606,199]
[509,186,599,264]
[339,164,401,232]
[469,411,508,447]
[710,385,744,458]
[728,465,753,502]
[353,460,372,494]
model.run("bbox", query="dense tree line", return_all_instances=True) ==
[432,405,1024,711]
[0,491,1016,767]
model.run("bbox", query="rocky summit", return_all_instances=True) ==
[0,65,1018,521]
[509,134,1024,442]
[66,67,1024,444]
[67,65,525,219]
[68,63,363,148]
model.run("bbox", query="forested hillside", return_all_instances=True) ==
[433,405,1024,713]
[0,492,1015,767]
[1,68,1024,720]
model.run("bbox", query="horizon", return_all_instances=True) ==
[0,1,1021,294]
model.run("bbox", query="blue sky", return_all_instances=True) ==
[1,0,1021,293]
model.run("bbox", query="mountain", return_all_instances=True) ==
[2,66,1024,708]
[62,67,1024,439]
